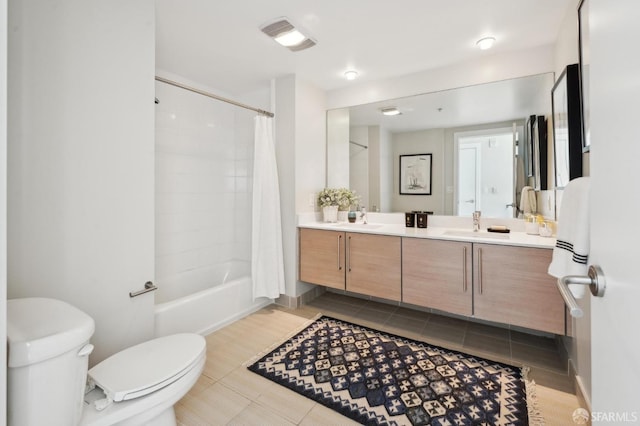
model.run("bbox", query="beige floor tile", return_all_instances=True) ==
[176,383,251,425]
[254,381,316,424]
[299,403,362,426]
[227,402,297,426]
[218,366,273,401]
[536,384,583,426]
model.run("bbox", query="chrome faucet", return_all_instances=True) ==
[360,207,368,224]
[472,211,481,232]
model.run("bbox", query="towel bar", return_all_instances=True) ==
[129,281,157,298]
[557,265,606,318]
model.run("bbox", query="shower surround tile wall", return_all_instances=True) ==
[155,80,254,303]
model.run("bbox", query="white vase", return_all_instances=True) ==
[337,211,348,222]
[322,205,338,222]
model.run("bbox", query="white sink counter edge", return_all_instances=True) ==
[297,213,555,249]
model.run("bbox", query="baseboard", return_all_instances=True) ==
[575,374,592,412]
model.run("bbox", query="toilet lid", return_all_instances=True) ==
[88,333,206,402]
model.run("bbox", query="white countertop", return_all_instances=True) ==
[298,215,556,249]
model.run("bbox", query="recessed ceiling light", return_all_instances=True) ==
[260,17,316,52]
[344,70,359,80]
[476,37,496,50]
[381,107,401,116]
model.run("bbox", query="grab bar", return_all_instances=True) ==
[129,281,157,298]
[557,265,606,318]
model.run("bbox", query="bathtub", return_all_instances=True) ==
[154,261,273,337]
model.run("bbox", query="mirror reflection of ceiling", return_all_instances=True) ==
[347,74,552,133]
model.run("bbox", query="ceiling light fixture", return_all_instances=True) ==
[476,37,496,50]
[344,70,359,80]
[260,17,316,52]
[381,107,401,116]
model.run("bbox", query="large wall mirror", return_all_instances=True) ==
[326,73,555,218]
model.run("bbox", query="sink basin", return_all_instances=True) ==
[443,230,510,239]
[332,223,384,230]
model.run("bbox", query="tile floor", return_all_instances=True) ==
[176,292,583,425]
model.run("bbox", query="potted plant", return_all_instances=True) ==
[317,188,339,222]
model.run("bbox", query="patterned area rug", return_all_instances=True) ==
[247,315,537,426]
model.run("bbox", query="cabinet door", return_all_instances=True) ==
[473,243,565,334]
[346,233,401,301]
[402,238,472,316]
[299,228,345,289]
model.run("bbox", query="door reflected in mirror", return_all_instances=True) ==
[455,128,518,219]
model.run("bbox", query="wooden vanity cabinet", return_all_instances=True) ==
[473,243,565,335]
[299,228,345,290]
[346,232,402,301]
[402,238,472,316]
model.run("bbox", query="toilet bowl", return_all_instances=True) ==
[7,297,206,426]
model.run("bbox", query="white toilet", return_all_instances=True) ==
[7,297,206,426]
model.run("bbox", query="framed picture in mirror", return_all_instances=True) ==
[399,154,432,195]
[552,64,583,189]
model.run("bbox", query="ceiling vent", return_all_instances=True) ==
[260,17,316,52]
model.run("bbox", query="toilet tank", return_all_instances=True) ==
[7,297,96,426]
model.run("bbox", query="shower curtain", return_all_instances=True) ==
[251,116,285,299]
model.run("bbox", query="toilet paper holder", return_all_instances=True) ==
[557,265,606,318]
[129,281,158,298]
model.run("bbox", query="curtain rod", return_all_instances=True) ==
[155,76,275,118]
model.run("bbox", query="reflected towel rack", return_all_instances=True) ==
[349,140,368,149]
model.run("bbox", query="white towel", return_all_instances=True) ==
[519,186,537,216]
[548,177,590,297]
[251,116,286,300]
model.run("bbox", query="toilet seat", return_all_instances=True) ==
[88,333,206,404]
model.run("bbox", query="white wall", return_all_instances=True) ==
[154,77,254,303]
[327,45,555,110]
[276,75,326,299]
[8,0,156,364]
[326,108,349,189]
[0,0,7,419]
[275,75,297,299]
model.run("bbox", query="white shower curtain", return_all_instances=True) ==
[251,115,285,299]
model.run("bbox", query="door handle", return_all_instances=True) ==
[557,265,606,318]
[464,199,475,203]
